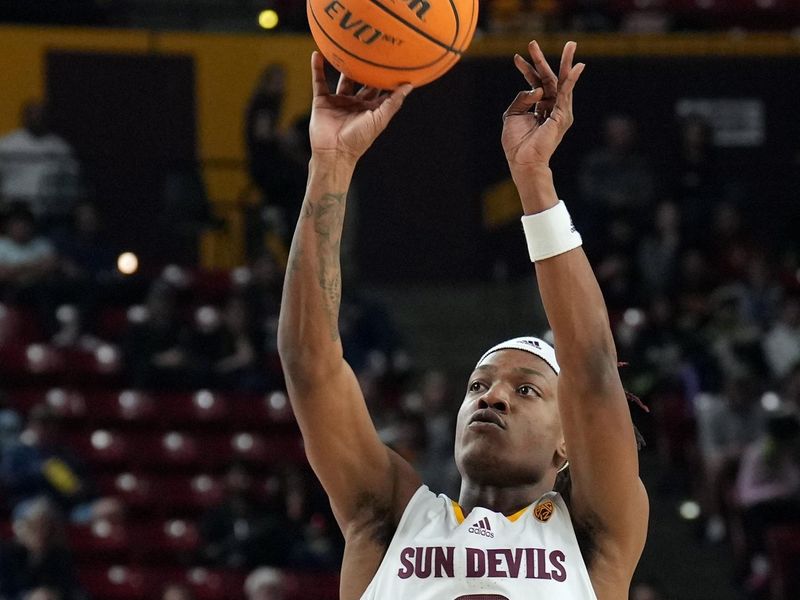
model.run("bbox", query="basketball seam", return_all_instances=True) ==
[460,0,477,52]
[309,2,454,72]
[365,0,462,56]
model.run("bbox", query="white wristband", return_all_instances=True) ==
[521,200,583,262]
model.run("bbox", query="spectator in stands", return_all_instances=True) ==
[0,100,80,221]
[567,0,615,31]
[399,369,459,497]
[52,201,116,282]
[737,254,783,327]
[161,583,195,600]
[668,115,721,242]
[123,280,192,388]
[24,587,62,600]
[199,461,282,568]
[763,294,800,381]
[0,204,58,293]
[702,286,766,381]
[244,567,284,600]
[637,201,683,299]
[213,296,269,391]
[578,114,655,237]
[0,497,84,600]
[0,404,120,524]
[629,578,666,600]
[287,512,341,570]
[245,64,306,238]
[0,392,23,461]
[734,410,800,591]
[706,202,757,282]
[695,375,765,542]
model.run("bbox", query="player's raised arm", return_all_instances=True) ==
[277,53,420,532]
[502,41,648,588]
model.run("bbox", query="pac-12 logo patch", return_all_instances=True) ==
[534,499,555,522]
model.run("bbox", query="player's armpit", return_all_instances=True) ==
[556,365,649,574]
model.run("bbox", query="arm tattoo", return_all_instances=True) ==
[311,192,346,341]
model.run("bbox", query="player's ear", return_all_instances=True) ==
[555,437,567,465]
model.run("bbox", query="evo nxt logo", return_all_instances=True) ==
[323,0,431,45]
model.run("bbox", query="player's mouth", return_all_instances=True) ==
[468,409,506,430]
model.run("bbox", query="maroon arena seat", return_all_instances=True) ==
[159,390,230,427]
[767,525,800,600]
[97,472,158,514]
[80,565,153,600]
[70,520,131,563]
[88,390,158,426]
[132,519,201,563]
[68,429,131,469]
[155,474,225,516]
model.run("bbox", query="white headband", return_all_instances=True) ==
[476,336,560,375]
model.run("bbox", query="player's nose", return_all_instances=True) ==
[478,387,509,413]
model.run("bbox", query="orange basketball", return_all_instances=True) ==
[307,0,479,89]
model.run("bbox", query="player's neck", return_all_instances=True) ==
[457,478,554,518]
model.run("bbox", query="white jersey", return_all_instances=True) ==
[360,485,597,600]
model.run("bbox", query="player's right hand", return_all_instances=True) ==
[309,51,413,164]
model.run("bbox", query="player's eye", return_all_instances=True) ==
[518,385,540,397]
[469,381,485,393]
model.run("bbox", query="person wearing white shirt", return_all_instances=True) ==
[0,101,80,219]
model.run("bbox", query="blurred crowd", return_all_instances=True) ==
[481,0,799,34]
[573,112,800,598]
[3,0,798,32]
[0,73,799,600]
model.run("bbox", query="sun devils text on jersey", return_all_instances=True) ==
[360,486,598,600]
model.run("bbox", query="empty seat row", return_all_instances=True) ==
[79,565,339,600]
[65,430,307,472]
[95,472,281,516]
[6,388,295,428]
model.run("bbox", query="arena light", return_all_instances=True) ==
[117,252,139,275]
[258,9,279,30]
[761,391,781,412]
[678,500,701,521]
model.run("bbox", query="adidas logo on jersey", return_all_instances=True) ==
[468,517,494,538]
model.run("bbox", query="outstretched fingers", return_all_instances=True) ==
[336,72,357,96]
[503,88,544,121]
[372,83,413,131]
[356,85,382,101]
[527,41,558,98]
[556,62,586,107]
[514,53,542,90]
[559,41,577,83]
[311,51,330,98]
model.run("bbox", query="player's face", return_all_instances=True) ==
[454,350,565,487]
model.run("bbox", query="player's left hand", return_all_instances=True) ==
[502,41,585,170]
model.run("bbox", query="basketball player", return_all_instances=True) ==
[278,40,648,599]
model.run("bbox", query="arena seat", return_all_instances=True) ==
[282,571,340,600]
[182,566,246,600]
[766,524,800,600]
[89,390,158,426]
[135,431,204,470]
[228,431,305,467]
[98,472,158,514]
[80,565,153,600]
[159,390,230,426]
[70,520,131,563]
[228,390,295,429]
[132,519,201,563]
[68,429,131,469]
[156,474,225,516]
[0,304,41,347]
